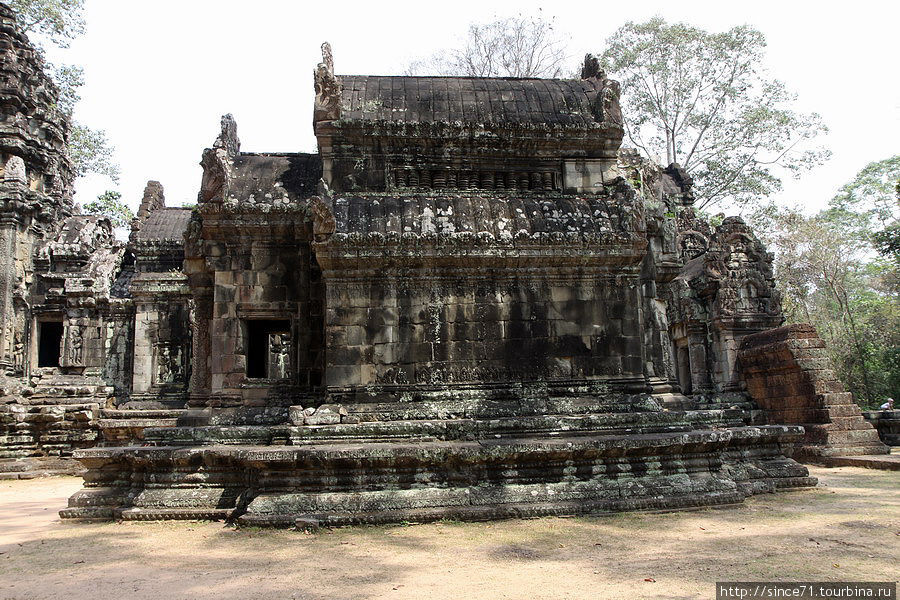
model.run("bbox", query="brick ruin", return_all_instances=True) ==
[0,9,888,521]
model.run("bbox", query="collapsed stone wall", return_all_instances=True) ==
[0,399,99,460]
[862,410,899,446]
[739,323,888,460]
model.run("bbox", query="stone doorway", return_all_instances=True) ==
[37,321,63,368]
[245,319,292,380]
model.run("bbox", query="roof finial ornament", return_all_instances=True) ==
[321,42,334,74]
[314,42,342,123]
[581,54,605,80]
[213,113,240,158]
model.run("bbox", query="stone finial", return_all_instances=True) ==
[581,54,605,80]
[213,114,240,158]
[321,41,334,74]
[4,155,26,183]
[663,163,694,197]
[314,42,341,123]
[310,194,336,241]
[199,115,239,204]
[136,181,165,220]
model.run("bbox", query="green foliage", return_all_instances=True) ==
[824,155,900,259]
[83,190,133,228]
[406,13,569,78]
[600,18,830,211]
[764,162,900,406]
[8,0,84,48]
[69,124,118,181]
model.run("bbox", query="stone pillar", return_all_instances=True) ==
[188,293,213,407]
[0,217,20,372]
[132,302,153,394]
[687,324,712,393]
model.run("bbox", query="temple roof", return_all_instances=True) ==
[336,76,607,127]
[132,207,192,242]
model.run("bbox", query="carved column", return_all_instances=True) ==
[188,292,213,407]
[687,323,713,394]
[0,215,21,373]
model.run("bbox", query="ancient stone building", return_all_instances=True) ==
[0,5,190,472]
[0,3,885,522]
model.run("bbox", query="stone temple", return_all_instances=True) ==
[0,7,889,525]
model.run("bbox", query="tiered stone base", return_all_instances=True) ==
[61,423,815,526]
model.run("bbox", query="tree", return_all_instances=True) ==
[8,0,84,47]
[599,18,829,211]
[82,190,132,228]
[406,13,569,78]
[8,0,119,182]
[824,155,900,258]
[766,196,900,407]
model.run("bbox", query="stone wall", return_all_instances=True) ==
[738,324,888,460]
[313,184,651,404]
[323,274,646,398]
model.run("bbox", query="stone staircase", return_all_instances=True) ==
[739,325,889,462]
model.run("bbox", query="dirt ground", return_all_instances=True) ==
[0,466,897,600]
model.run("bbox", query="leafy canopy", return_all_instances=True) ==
[8,0,84,47]
[82,190,133,228]
[600,18,829,211]
[406,13,568,78]
[762,157,900,405]
[824,155,900,260]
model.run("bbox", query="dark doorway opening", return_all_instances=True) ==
[246,319,292,379]
[677,345,692,395]
[38,321,63,367]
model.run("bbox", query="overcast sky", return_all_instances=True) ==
[48,0,899,217]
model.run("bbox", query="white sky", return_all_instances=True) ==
[48,0,900,217]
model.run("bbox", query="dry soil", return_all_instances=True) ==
[0,466,897,600]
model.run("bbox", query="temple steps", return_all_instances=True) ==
[97,408,186,446]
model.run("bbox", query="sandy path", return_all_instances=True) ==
[1,466,897,600]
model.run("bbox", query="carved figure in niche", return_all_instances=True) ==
[267,332,290,379]
[736,282,758,312]
[4,154,26,183]
[67,325,83,366]
[154,344,183,385]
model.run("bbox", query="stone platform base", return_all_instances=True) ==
[61,425,815,526]
[819,452,900,471]
[0,456,85,479]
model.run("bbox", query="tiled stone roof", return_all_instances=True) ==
[337,76,606,127]
[132,207,192,242]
